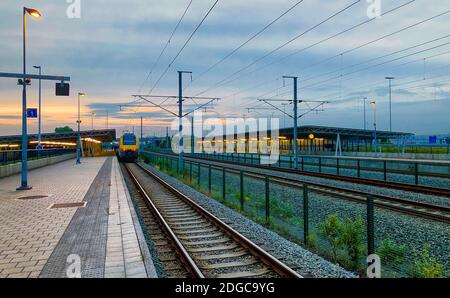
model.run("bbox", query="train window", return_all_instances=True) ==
[123,134,136,145]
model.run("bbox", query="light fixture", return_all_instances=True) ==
[25,7,42,18]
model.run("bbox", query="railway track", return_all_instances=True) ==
[122,162,302,278]
[143,152,450,224]
[178,152,450,198]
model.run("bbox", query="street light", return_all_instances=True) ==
[90,112,96,157]
[18,7,42,191]
[385,77,395,131]
[370,100,377,155]
[76,92,85,164]
[362,97,367,130]
[33,66,42,150]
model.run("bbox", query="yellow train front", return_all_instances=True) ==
[118,133,139,162]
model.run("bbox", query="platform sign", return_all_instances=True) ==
[55,82,70,96]
[429,136,437,144]
[26,108,38,118]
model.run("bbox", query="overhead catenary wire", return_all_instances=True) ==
[148,0,220,95]
[183,0,306,90]
[137,0,193,95]
[192,0,362,97]
[214,0,418,98]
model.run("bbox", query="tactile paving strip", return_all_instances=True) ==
[39,158,112,278]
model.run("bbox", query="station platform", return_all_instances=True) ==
[0,157,157,278]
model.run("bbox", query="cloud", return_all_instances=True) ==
[1,0,449,135]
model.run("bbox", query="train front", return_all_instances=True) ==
[118,133,139,162]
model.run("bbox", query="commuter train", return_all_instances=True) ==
[117,133,139,162]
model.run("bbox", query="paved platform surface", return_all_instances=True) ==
[0,157,156,278]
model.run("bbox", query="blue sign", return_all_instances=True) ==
[429,136,437,144]
[26,108,38,118]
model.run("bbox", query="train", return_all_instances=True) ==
[117,133,139,162]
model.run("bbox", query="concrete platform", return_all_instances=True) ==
[0,157,157,278]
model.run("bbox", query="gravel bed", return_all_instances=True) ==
[139,162,356,278]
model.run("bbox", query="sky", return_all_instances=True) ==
[0,0,449,137]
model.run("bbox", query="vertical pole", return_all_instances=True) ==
[240,171,244,211]
[76,93,81,164]
[178,71,191,173]
[37,66,42,149]
[293,77,299,169]
[367,196,375,256]
[140,116,143,146]
[222,167,226,201]
[303,184,309,245]
[363,97,367,130]
[191,116,194,154]
[415,162,419,185]
[18,7,31,190]
[208,164,212,193]
[265,176,270,225]
[197,163,200,186]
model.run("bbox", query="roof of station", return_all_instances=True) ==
[0,129,116,145]
[277,126,414,139]
[225,125,413,140]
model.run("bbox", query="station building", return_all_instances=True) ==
[0,129,116,157]
[195,125,413,154]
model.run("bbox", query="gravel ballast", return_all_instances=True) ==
[138,161,356,278]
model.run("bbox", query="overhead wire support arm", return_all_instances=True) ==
[134,95,178,117]
[257,99,294,119]
[183,98,219,118]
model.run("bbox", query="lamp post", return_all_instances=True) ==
[91,112,96,157]
[76,92,85,164]
[363,97,367,130]
[33,65,42,150]
[370,100,377,155]
[18,7,42,191]
[385,77,395,131]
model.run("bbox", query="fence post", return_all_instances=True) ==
[303,184,309,246]
[197,163,201,186]
[265,176,270,225]
[367,195,375,256]
[240,171,244,211]
[222,167,226,201]
[336,158,340,175]
[357,160,361,178]
[319,157,322,173]
[414,163,419,185]
[189,162,192,183]
[208,165,212,193]
[383,160,387,181]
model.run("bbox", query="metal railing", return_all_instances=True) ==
[141,151,449,277]
[176,152,450,189]
[0,149,76,166]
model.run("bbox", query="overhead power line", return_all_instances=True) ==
[192,0,362,97]
[137,0,193,94]
[184,0,306,89]
[215,0,417,96]
[149,0,220,95]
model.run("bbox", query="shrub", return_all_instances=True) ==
[317,214,342,262]
[306,232,318,252]
[339,216,365,269]
[377,239,406,268]
[409,244,445,278]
